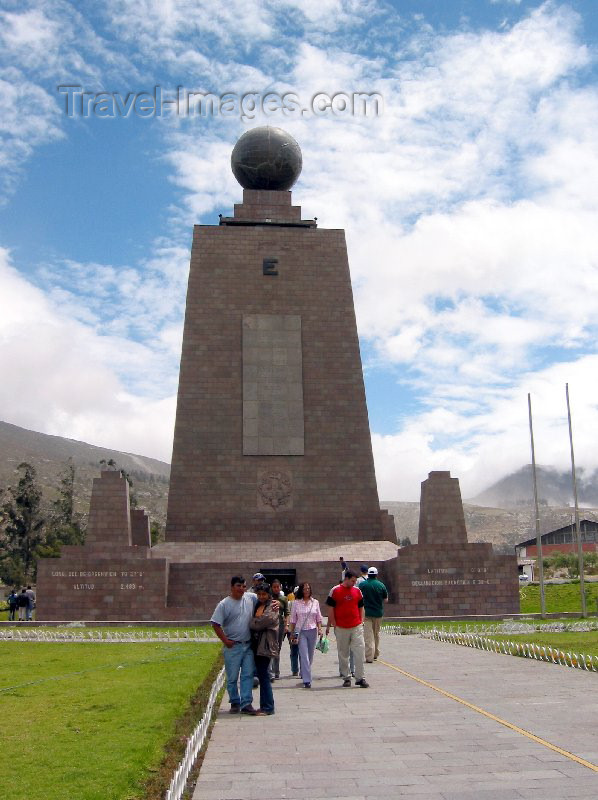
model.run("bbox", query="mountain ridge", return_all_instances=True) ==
[2,419,597,551]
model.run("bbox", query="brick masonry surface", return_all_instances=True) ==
[394,471,519,616]
[166,189,389,543]
[36,472,170,621]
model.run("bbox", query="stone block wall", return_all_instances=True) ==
[394,544,519,616]
[131,509,151,547]
[86,470,131,546]
[36,551,169,621]
[166,190,388,544]
[165,558,395,620]
[418,471,467,546]
[391,471,520,616]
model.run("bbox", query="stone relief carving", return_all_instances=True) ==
[257,471,292,511]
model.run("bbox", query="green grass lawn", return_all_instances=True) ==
[491,631,598,659]
[520,581,598,614]
[0,641,221,800]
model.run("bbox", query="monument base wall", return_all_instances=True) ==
[35,541,400,621]
[35,548,171,622]
[394,543,519,616]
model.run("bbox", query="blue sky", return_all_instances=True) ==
[2,0,598,500]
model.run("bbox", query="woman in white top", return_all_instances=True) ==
[288,582,323,688]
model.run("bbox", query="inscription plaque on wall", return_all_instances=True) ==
[411,566,493,587]
[242,314,304,455]
[49,568,147,592]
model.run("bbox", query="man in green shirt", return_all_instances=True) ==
[360,567,388,662]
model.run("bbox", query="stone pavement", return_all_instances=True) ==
[193,632,598,800]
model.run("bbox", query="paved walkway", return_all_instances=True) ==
[193,632,598,800]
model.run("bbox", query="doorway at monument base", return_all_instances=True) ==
[154,539,399,619]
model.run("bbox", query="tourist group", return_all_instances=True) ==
[6,586,35,621]
[211,560,389,716]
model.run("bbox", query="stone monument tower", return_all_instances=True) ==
[165,127,394,547]
[36,128,398,620]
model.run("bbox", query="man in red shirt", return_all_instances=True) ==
[325,571,369,688]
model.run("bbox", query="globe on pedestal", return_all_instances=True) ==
[231,126,302,191]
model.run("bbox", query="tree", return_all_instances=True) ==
[0,462,45,582]
[150,520,164,546]
[38,461,86,558]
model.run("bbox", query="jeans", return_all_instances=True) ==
[222,642,255,709]
[255,654,275,713]
[298,627,317,685]
[290,637,300,674]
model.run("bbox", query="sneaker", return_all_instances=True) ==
[292,671,299,677]
[355,678,369,688]
[342,677,352,687]
[240,704,259,715]
[259,709,275,715]
[229,703,240,713]
[365,659,373,663]
[304,682,311,688]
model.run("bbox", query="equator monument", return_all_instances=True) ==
[36,128,518,620]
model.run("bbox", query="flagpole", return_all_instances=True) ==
[565,383,587,618]
[527,394,545,617]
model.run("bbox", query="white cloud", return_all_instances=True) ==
[2,1,598,503]
[374,355,598,501]
[0,69,63,195]
[0,248,175,460]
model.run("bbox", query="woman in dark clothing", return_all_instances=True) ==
[249,583,280,715]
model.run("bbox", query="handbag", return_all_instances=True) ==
[315,634,329,654]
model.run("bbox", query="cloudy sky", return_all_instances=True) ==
[1,0,598,500]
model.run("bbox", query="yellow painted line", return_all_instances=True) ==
[379,659,598,773]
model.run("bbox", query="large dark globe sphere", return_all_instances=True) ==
[231,127,302,190]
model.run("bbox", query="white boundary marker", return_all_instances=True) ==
[416,629,598,672]
[165,666,225,800]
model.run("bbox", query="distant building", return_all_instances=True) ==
[516,519,598,559]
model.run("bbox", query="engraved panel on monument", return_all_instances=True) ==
[242,314,304,455]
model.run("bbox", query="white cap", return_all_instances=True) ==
[367,566,378,575]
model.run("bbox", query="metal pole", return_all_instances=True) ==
[528,394,545,617]
[565,383,587,617]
